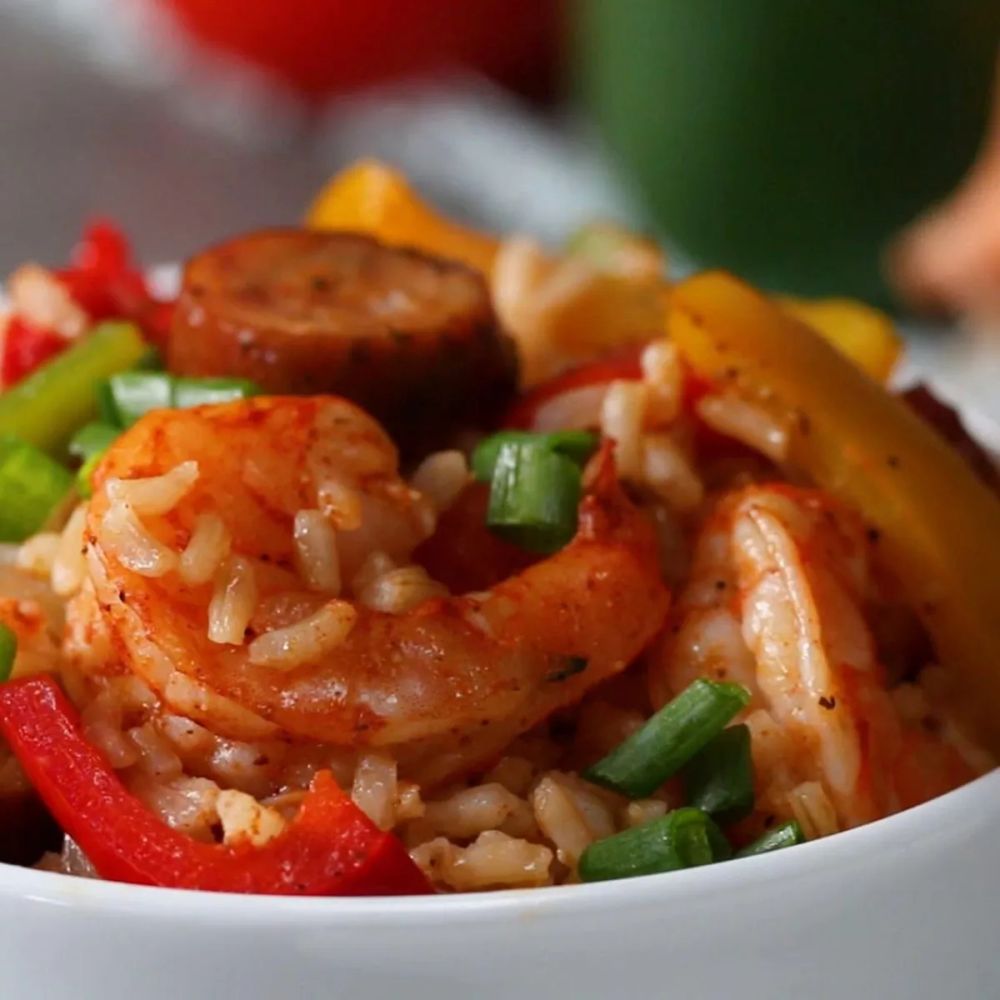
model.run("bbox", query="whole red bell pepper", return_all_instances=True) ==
[0,675,431,895]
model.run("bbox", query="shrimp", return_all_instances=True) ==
[81,396,669,784]
[648,483,985,836]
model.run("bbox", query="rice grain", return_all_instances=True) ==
[601,380,649,481]
[216,788,286,847]
[641,432,705,512]
[293,509,341,594]
[351,752,398,831]
[696,393,789,463]
[247,599,357,669]
[106,461,199,516]
[99,502,179,578]
[359,565,447,614]
[179,513,231,586]
[207,556,257,645]
[410,451,469,513]
[51,504,88,596]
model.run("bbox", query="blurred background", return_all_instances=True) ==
[1,0,999,405]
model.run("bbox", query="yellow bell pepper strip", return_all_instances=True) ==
[670,270,1000,754]
[779,296,902,384]
[306,159,499,275]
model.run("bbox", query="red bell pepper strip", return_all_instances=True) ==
[1,318,67,387]
[504,344,646,429]
[0,675,431,895]
[504,341,715,430]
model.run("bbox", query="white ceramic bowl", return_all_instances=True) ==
[1,274,996,997]
[0,769,997,999]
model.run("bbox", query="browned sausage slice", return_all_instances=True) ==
[167,229,516,450]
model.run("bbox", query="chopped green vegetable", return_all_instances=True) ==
[681,723,755,822]
[704,813,734,861]
[0,322,146,455]
[102,373,261,427]
[171,377,259,409]
[486,441,582,554]
[584,678,751,798]
[95,379,119,426]
[134,346,164,371]
[68,422,119,462]
[76,450,104,499]
[578,807,715,882]
[0,622,16,683]
[736,821,805,858]
[0,435,73,542]
[105,372,173,427]
[472,430,598,482]
[69,422,121,498]
[101,373,261,428]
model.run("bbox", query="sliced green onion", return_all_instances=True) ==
[68,422,121,498]
[578,807,714,882]
[75,450,105,499]
[0,622,16,683]
[105,372,173,427]
[486,442,582,554]
[134,346,164,371]
[584,678,751,798]
[681,723,754,822]
[0,435,73,542]
[472,430,598,482]
[704,813,734,861]
[736,821,805,858]
[68,422,119,462]
[171,377,259,409]
[0,321,146,455]
[95,379,119,426]
[102,373,261,428]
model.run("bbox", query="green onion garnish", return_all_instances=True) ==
[69,422,121,498]
[735,821,805,858]
[472,430,597,482]
[486,441,582,554]
[681,723,754,822]
[75,450,105,499]
[103,373,261,427]
[105,372,173,427]
[0,435,74,542]
[95,379,120,426]
[171,377,259,409]
[584,678,751,798]
[0,622,16,683]
[578,807,715,882]
[68,422,119,462]
[134,346,164,371]
[0,321,146,455]
[704,814,734,861]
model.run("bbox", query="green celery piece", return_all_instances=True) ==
[0,322,146,455]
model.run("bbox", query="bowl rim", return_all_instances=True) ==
[0,767,995,925]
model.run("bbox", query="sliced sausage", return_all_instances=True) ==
[167,229,516,451]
